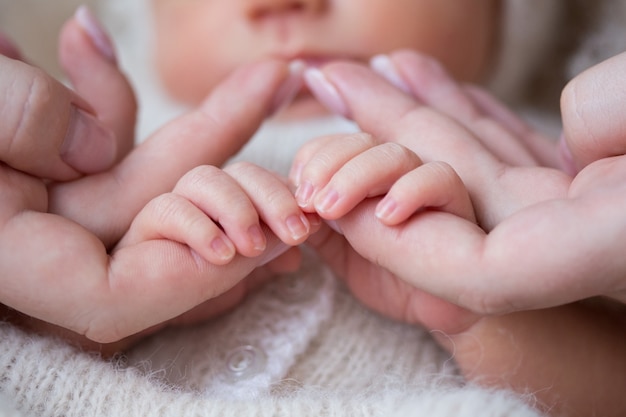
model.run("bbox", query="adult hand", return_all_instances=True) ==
[298,50,626,319]
[560,51,626,173]
[0,11,303,353]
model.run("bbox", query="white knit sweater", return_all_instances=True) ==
[4,0,625,415]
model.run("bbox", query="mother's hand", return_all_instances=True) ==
[299,50,626,319]
[0,13,301,353]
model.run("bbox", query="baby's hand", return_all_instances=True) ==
[290,133,475,225]
[120,162,317,265]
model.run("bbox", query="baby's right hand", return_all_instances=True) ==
[290,132,476,226]
[119,162,317,265]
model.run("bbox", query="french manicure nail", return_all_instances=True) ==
[558,133,578,176]
[304,68,349,117]
[370,54,411,94]
[0,30,21,60]
[61,106,117,173]
[270,60,305,115]
[75,5,117,64]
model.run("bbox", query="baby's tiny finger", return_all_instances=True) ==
[225,162,311,245]
[313,142,422,219]
[376,161,476,225]
[293,132,379,210]
[123,193,236,265]
[173,165,267,257]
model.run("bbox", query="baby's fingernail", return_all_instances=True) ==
[248,225,267,252]
[295,181,315,208]
[61,106,117,173]
[289,161,303,187]
[316,189,339,214]
[75,5,117,64]
[375,196,398,223]
[304,68,349,117]
[211,236,236,262]
[270,60,305,115]
[286,214,310,241]
[370,55,411,94]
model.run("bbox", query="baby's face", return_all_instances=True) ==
[152,0,499,115]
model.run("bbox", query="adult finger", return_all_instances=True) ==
[335,188,626,315]
[49,58,301,247]
[0,205,292,344]
[0,30,21,60]
[560,52,626,172]
[59,6,137,161]
[0,55,116,179]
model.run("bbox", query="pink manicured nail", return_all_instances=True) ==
[0,30,21,60]
[75,5,117,64]
[304,68,349,117]
[370,55,411,94]
[270,60,305,115]
[61,106,117,173]
[558,133,578,176]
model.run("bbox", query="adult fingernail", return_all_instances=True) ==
[558,133,578,176]
[61,106,117,173]
[304,68,349,117]
[0,30,21,60]
[75,5,117,64]
[370,55,411,94]
[270,60,305,115]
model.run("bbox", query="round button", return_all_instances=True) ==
[225,345,267,381]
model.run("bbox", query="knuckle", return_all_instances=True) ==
[175,164,221,191]
[1,66,55,159]
[148,193,187,224]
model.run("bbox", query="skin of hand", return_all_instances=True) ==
[560,51,626,173]
[0,15,308,353]
[296,50,626,313]
[291,50,626,416]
